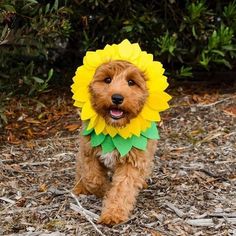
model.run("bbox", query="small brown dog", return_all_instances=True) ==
[73,60,158,225]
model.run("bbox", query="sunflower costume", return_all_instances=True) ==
[71,39,171,156]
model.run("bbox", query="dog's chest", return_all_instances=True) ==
[99,152,117,169]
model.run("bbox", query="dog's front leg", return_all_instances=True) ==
[73,137,110,198]
[99,163,146,225]
[73,156,110,197]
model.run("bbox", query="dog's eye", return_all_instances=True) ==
[128,79,135,86]
[104,77,112,84]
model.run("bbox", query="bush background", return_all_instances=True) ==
[0,0,236,97]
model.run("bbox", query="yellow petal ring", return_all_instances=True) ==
[71,39,171,139]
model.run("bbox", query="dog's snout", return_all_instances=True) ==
[111,94,124,105]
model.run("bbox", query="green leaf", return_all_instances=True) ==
[27,0,38,3]
[82,126,93,135]
[0,112,8,124]
[101,136,115,154]
[212,50,225,57]
[47,68,54,81]
[91,133,105,147]
[32,76,44,83]
[122,25,133,32]
[1,25,9,39]
[222,45,236,51]
[112,135,132,157]
[214,59,232,69]
[169,45,175,54]
[141,122,160,139]
[3,5,16,12]
[199,51,210,69]
[192,25,197,39]
[53,0,59,11]
[179,66,193,78]
[131,135,147,150]
[22,0,38,9]
[45,3,50,14]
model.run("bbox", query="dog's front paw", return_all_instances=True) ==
[98,210,129,225]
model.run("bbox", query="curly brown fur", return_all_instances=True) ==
[73,60,158,225]
[89,60,148,127]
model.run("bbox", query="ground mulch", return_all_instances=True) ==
[0,82,235,236]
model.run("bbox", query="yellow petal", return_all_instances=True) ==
[102,129,108,135]
[118,39,134,60]
[83,51,103,69]
[73,66,94,84]
[147,75,169,93]
[97,45,115,62]
[72,66,82,81]
[106,125,118,137]
[94,116,106,134]
[117,126,131,139]
[71,83,78,94]
[141,105,161,121]
[74,101,84,108]
[147,92,171,111]
[128,117,142,136]
[81,102,96,120]
[134,52,153,72]
[148,61,165,75]
[87,115,98,130]
[146,61,167,92]
[72,85,89,102]
[109,44,120,60]
[130,43,142,60]
[140,118,151,131]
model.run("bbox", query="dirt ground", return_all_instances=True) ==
[0,82,235,236]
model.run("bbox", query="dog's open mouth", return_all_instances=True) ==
[110,108,124,119]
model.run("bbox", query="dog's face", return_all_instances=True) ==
[89,60,148,128]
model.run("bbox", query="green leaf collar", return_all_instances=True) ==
[82,122,160,157]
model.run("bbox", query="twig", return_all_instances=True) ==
[6,232,64,236]
[70,203,99,220]
[215,160,236,164]
[112,215,137,228]
[208,212,236,218]
[198,169,227,180]
[164,201,185,218]
[70,192,105,236]
[169,145,192,152]
[0,197,16,204]
[196,96,235,108]
[0,204,60,215]
[186,218,236,226]
[224,131,236,138]
[19,161,50,166]
[139,223,173,236]
[196,131,225,146]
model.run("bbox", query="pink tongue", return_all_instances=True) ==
[110,109,123,118]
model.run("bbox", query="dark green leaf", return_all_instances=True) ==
[91,133,106,147]
[101,135,115,154]
[112,135,132,157]
[131,135,147,150]
[141,122,160,140]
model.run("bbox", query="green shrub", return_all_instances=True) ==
[0,0,236,94]
[0,0,72,94]
[72,0,236,78]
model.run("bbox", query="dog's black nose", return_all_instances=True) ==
[111,94,124,105]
